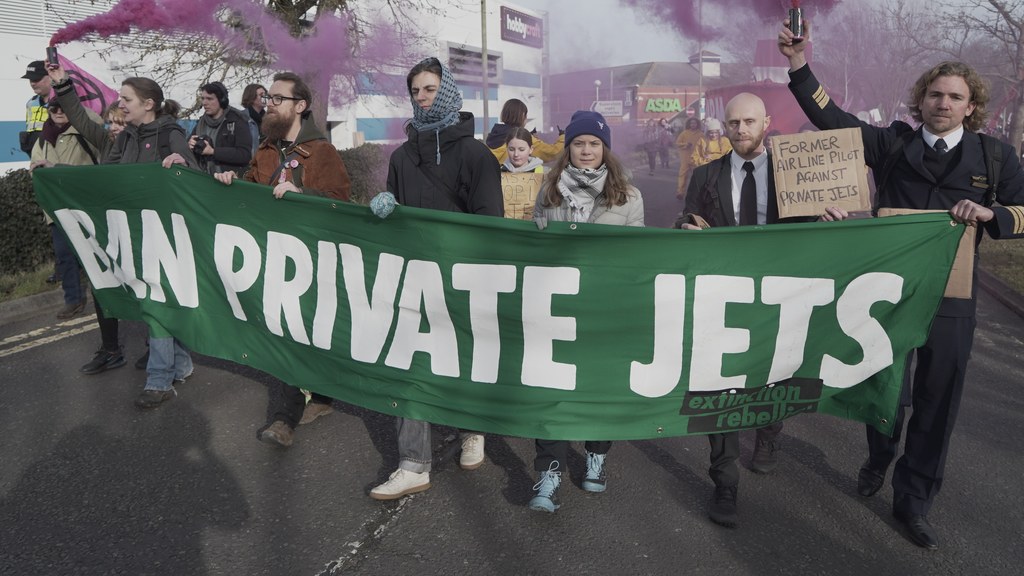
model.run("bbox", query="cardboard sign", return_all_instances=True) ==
[502,172,543,221]
[878,208,976,299]
[772,128,872,218]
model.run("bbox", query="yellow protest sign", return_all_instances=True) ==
[502,171,543,221]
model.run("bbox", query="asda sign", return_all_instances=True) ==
[645,98,684,113]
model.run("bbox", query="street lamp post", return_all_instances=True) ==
[594,79,601,105]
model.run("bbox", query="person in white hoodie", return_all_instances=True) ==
[500,127,544,174]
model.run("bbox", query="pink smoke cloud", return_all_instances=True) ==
[50,0,222,46]
[50,0,404,108]
[619,0,840,41]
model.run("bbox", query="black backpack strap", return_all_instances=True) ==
[978,133,1003,207]
[268,150,302,187]
[157,127,173,160]
[72,132,98,165]
[705,157,725,216]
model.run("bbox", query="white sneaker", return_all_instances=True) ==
[459,434,485,470]
[369,469,431,501]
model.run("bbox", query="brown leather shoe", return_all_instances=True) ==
[56,299,87,320]
[299,402,334,425]
[258,420,294,447]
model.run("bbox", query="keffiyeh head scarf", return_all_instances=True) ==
[410,58,462,134]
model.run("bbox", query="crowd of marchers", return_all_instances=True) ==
[17,17,1024,551]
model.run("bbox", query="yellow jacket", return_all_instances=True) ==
[693,136,732,166]
[490,133,565,164]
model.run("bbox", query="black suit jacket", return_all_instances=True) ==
[677,151,781,228]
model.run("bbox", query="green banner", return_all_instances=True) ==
[33,164,963,440]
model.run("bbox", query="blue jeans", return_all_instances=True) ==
[397,418,433,473]
[145,335,193,391]
[51,224,84,305]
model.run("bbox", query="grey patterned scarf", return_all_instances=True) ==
[557,164,608,223]
[409,58,462,165]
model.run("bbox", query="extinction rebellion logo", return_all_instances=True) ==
[680,378,823,433]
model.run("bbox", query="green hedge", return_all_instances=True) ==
[339,143,397,205]
[0,168,52,275]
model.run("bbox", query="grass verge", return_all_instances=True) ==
[0,263,55,304]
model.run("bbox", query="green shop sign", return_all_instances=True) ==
[645,98,684,113]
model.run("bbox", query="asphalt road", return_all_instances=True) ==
[1,161,1022,576]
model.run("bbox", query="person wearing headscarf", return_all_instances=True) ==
[367,57,503,501]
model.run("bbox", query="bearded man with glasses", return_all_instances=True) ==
[215,71,351,447]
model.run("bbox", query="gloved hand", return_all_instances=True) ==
[370,191,397,219]
[557,125,564,136]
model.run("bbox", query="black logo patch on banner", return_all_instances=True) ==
[679,378,823,434]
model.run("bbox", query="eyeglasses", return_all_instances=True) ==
[260,94,302,106]
[48,106,63,113]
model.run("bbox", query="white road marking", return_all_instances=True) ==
[0,319,98,358]
[0,314,97,346]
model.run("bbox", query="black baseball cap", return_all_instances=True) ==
[22,61,47,81]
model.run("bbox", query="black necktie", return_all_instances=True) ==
[934,138,948,154]
[740,161,757,225]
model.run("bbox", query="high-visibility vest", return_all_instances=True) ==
[25,95,49,132]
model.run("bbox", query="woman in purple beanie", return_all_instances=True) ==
[528,110,645,513]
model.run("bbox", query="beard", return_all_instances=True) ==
[263,110,296,142]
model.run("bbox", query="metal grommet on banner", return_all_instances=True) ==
[241,353,248,359]
[175,170,182,176]
[949,220,957,226]
[656,427,664,434]
[880,418,889,425]
[331,203,337,209]
[391,401,398,408]
[569,223,577,230]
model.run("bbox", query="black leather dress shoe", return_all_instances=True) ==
[895,512,939,550]
[857,463,887,497]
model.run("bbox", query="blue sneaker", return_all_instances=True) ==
[528,461,561,513]
[582,451,607,493]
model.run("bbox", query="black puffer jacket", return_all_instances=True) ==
[190,107,253,175]
[387,112,503,216]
